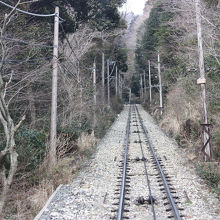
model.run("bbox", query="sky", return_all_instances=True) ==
[119,0,147,15]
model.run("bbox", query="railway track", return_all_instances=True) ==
[36,104,220,220]
[112,104,184,220]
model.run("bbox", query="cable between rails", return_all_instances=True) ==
[134,105,157,220]
[135,105,182,220]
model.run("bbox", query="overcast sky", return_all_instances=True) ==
[119,0,147,15]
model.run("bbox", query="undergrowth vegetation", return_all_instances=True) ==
[4,105,120,219]
[196,163,220,198]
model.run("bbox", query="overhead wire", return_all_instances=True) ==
[0,57,53,65]
[0,37,54,48]
[0,0,55,17]
[0,0,65,21]
[1,1,118,89]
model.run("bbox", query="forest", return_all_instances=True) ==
[0,0,220,219]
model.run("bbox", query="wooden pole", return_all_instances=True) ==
[195,0,211,160]
[120,74,123,99]
[102,52,105,106]
[140,74,143,101]
[107,59,110,107]
[158,52,163,115]
[115,65,118,97]
[49,7,59,167]
[119,74,121,99]
[149,60,152,104]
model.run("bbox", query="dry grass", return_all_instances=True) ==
[160,81,201,137]
[77,130,97,153]
[4,131,98,219]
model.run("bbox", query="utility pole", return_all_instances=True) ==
[77,61,83,125]
[140,74,143,101]
[93,59,96,126]
[129,88,131,104]
[115,65,118,97]
[102,52,105,106]
[119,74,123,99]
[195,0,211,161]
[49,7,59,167]
[107,59,110,107]
[143,71,146,103]
[158,52,163,115]
[149,60,152,105]
[93,59,97,106]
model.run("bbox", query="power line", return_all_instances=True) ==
[0,1,55,17]
[60,23,81,62]
[0,0,64,21]
[0,37,54,48]
[0,57,53,64]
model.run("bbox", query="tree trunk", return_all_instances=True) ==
[28,85,36,128]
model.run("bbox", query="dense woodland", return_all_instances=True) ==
[0,0,220,219]
[0,0,128,218]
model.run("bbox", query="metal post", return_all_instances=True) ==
[107,59,110,107]
[49,7,59,167]
[149,60,152,104]
[195,0,211,160]
[158,52,163,115]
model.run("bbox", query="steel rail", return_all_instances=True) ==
[117,105,131,220]
[133,105,157,219]
[135,105,181,220]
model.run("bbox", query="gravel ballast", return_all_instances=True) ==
[36,105,220,220]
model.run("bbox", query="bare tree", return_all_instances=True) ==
[0,1,26,214]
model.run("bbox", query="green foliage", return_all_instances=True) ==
[135,3,173,67]
[30,0,126,32]
[163,58,187,84]
[16,127,46,172]
[95,108,116,138]
[206,56,220,81]
[57,116,91,141]
[204,0,219,7]
[111,96,124,114]
[131,75,140,97]
[213,131,220,158]
[115,47,129,72]
[196,163,220,188]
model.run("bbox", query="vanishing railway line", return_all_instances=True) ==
[112,104,184,220]
[36,104,220,220]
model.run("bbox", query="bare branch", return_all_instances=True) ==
[3,71,13,98]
